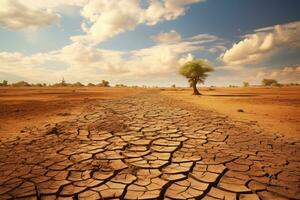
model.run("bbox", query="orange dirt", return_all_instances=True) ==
[0,87,144,139]
[162,87,300,138]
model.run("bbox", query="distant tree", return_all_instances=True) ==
[61,77,67,86]
[262,79,279,86]
[12,81,30,87]
[243,81,250,87]
[179,59,213,95]
[2,80,8,86]
[97,80,110,87]
[115,84,127,87]
[72,82,85,87]
[171,84,176,88]
[87,83,95,87]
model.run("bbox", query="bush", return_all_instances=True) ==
[115,84,127,87]
[71,82,85,87]
[243,81,249,87]
[87,83,95,87]
[34,83,43,87]
[262,79,279,86]
[97,80,110,87]
[12,81,31,87]
[1,80,8,86]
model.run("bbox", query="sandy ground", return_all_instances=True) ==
[0,87,144,139]
[162,87,300,138]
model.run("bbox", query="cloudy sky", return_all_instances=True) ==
[0,0,299,86]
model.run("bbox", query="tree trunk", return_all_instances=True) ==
[192,81,201,95]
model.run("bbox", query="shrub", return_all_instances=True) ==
[87,83,95,87]
[262,79,279,86]
[97,80,110,87]
[2,80,8,86]
[243,81,250,87]
[115,84,127,87]
[12,81,31,87]
[71,82,85,87]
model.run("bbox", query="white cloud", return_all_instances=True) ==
[0,30,216,83]
[189,34,219,43]
[0,0,60,30]
[152,30,182,44]
[72,0,203,44]
[18,0,88,9]
[256,65,300,83]
[210,64,300,86]
[222,21,300,65]
[145,0,203,24]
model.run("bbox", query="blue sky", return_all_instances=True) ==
[0,0,299,86]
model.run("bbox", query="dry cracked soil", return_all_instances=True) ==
[0,92,299,200]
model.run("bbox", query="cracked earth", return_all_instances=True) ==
[0,92,299,200]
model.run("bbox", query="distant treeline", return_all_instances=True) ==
[1,78,299,88]
[228,79,299,88]
[0,79,139,88]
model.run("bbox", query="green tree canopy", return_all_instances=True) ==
[179,59,213,95]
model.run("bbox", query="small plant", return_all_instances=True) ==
[237,109,244,112]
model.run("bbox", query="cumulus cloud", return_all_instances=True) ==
[18,0,88,9]
[222,21,300,65]
[72,0,203,44]
[256,65,300,83]
[0,30,218,83]
[152,30,182,44]
[210,64,300,86]
[0,0,60,30]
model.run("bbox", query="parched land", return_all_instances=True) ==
[162,87,300,138]
[0,90,299,199]
[0,87,144,139]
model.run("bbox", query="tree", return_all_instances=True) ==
[171,84,176,88]
[61,77,67,86]
[179,59,213,95]
[87,83,95,87]
[2,80,8,86]
[243,81,249,87]
[97,80,110,87]
[262,79,278,86]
